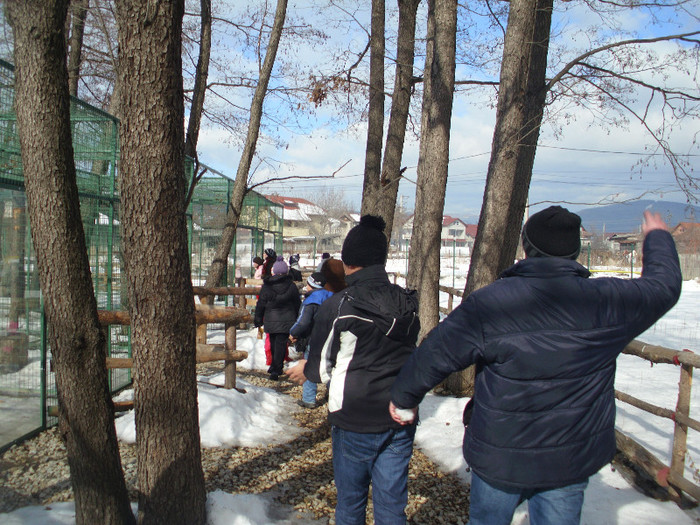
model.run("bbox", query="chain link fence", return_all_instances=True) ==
[0,59,283,451]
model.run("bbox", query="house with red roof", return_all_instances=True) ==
[400,215,478,254]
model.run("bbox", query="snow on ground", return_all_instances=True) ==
[2,262,699,524]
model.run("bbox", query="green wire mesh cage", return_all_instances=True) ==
[0,58,283,451]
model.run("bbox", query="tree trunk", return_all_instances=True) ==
[360,0,385,216]
[365,0,420,242]
[465,0,553,296]
[67,0,89,97]
[6,2,134,524]
[7,195,26,332]
[203,0,288,293]
[448,0,553,395]
[406,0,456,341]
[115,1,206,524]
[184,0,211,159]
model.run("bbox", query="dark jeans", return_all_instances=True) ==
[468,471,588,525]
[332,424,416,525]
[268,332,288,375]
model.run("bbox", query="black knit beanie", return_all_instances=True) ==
[522,206,581,259]
[341,215,388,267]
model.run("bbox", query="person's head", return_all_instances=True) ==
[252,256,263,268]
[306,272,326,292]
[321,252,331,260]
[264,248,277,260]
[289,254,300,268]
[521,206,582,260]
[341,215,388,271]
[272,255,288,275]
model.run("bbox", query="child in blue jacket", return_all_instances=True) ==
[289,272,333,408]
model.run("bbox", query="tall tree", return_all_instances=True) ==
[362,0,421,241]
[406,0,457,340]
[114,1,206,523]
[202,0,288,294]
[66,0,89,97]
[465,0,554,298]
[6,1,134,523]
[184,0,211,160]
[360,0,386,217]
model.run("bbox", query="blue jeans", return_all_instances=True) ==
[332,425,416,525]
[302,348,318,404]
[468,471,588,525]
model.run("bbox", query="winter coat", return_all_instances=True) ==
[289,288,334,340]
[289,266,303,282]
[305,264,420,433]
[391,229,681,490]
[254,274,301,334]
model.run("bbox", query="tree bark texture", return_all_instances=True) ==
[7,1,135,524]
[184,0,211,159]
[366,0,420,241]
[448,0,553,396]
[203,0,288,293]
[407,0,456,341]
[465,0,553,296]
[115,1,206,524]
[360,0,385,216]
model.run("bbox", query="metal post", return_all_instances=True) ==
[405,239,409,277]
[40,301,47,428]
[587,243,591,270]
[453,239,456,289]
[630,245,635,278]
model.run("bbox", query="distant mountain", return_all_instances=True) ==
[574,200,700,234]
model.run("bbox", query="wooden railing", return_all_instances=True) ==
[47,300,254,417]
[616,341,700,503]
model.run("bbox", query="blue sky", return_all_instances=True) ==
[194,0,699,223]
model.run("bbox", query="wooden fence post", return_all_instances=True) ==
[224,323,237,389]
[237,277,246,309]
[671,361,693,481]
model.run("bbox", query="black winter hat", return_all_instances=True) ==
[341,215,388,267]
[522,206,582,259]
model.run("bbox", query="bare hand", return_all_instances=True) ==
[642,210,669,237]
[389,401,417,425]
[287,359,307,385]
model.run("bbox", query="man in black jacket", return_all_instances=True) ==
[288,215,420,525]
[390,208,681,525]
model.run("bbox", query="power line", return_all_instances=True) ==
[538,144,699,157]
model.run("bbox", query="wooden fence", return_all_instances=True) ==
[51,297,256,416]
[437,284,700,504]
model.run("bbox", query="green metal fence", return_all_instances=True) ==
[189,170,283,288]
[0,58,283,451]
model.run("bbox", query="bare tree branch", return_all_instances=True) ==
[546,31,700,92]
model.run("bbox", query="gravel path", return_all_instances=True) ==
[0,368,470,524]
